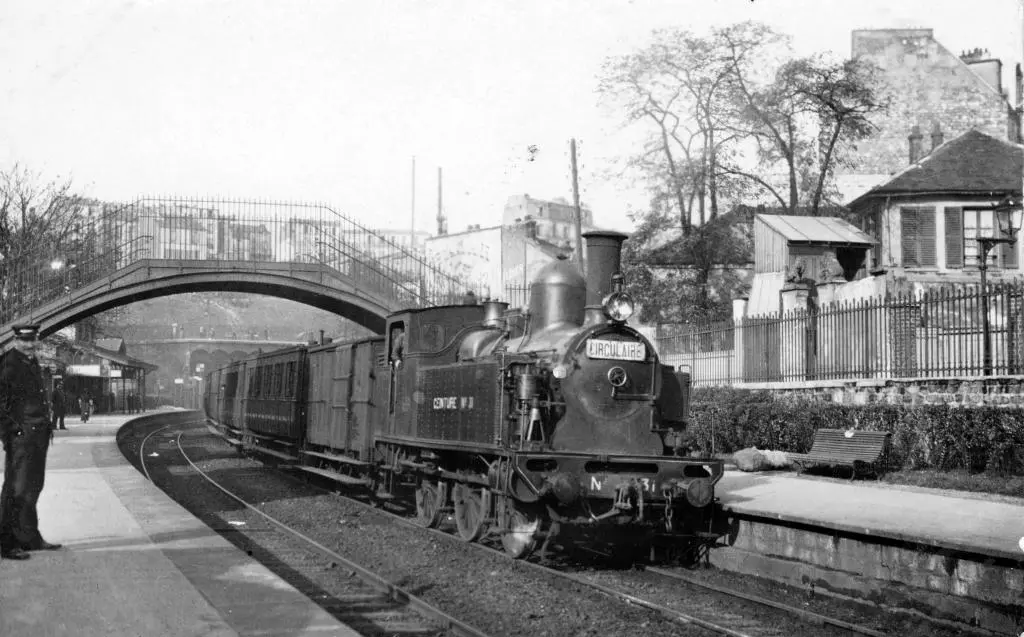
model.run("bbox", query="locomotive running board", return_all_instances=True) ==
[250,445,300,463]
[301,449,371,467]
[294,465,372,487]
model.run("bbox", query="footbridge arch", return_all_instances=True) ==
[0,197,475,349]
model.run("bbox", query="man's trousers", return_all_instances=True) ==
[0,425,50,551]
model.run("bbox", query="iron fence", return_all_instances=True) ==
[1,197,479,325]
[656,280,1024,386]
[503,283,531,310]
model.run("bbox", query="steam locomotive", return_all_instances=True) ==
[204,231,723,559]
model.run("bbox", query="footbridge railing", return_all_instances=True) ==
[0,197,474,326]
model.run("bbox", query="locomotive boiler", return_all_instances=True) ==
[205,231,723,560]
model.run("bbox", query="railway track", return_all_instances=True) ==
[129,418,486,637]
[154,417,918,637]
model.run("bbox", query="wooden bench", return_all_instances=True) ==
[788,429,891,479]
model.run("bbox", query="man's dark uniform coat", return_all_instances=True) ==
[0,346,52,551]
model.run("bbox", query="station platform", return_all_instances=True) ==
[0,410,358,637]
[717,469,1024,562]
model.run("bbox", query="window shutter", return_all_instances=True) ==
[944,207,963,268]
[918,207,937,266]
[1002,238,1019,269]
[901,208,919,266]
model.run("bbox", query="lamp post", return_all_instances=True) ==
[964,195,1022,375]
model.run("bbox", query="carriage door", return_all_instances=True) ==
[330,344,355,451]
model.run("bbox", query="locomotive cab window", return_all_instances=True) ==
[389,322,406,365]
[419,322,445,353]
[388,321,406,415]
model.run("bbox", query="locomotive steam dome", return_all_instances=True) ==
[527,255,586,335]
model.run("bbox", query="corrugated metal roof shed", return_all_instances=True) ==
[756,214,874,246]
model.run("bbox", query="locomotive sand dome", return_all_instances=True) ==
[203,229,725,562]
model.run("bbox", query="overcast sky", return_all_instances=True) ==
[1,0,1021,235]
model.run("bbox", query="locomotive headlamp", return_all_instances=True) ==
[552,364,568,379]
[602,291,635,322]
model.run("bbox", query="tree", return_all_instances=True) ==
[601,21,888,219]
[622,208,752,324]
[0,164,82,264]
[599,28,759,233]
[0,165,87,313]
[724,45,887,215]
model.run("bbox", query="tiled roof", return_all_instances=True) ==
[756,214,875,246]
[850,129,1023,207]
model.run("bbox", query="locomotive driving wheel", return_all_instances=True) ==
[498,497,541,559]
[453,484,491,542]
[414,480,447,528]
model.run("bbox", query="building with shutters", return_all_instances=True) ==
[848,129,1023,283]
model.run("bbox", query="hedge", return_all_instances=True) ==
[687,388,1024,475]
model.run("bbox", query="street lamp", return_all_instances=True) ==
[964,195,1022,375]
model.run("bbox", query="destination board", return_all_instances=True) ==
[586,339,646,361]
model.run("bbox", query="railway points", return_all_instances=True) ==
[0,410,360,637]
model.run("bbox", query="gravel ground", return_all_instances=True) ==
[642,566,976,637]
[127,420,975,637]
[137,423,725,637]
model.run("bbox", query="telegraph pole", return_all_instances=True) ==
[570,138,585,275]
[437,166,446,235]
[411,156,416,247]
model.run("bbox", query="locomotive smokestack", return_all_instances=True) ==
[583,230,628,307]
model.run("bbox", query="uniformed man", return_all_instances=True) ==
[0,324,63,560]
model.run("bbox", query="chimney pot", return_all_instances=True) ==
[908,125,924,164]
[930,122,944,152]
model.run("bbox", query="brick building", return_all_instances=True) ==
[838,29,1021,201]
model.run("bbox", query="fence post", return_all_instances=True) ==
[780,282,812,382]
[1007,281,1024,374]
[732,298,747,385]
[889,295,920,378]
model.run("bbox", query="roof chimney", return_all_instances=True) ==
[1016,63,1023,107]
[930,122,944,152]
[908,125,924,164]
[524,219,537,240]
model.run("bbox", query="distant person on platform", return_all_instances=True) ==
[79,391,92,422]
[0,324,63,560]
[51,380,67,430]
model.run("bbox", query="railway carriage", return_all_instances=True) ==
[205,231,725,560]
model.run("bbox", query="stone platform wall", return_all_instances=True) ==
[712,516,1023,635]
